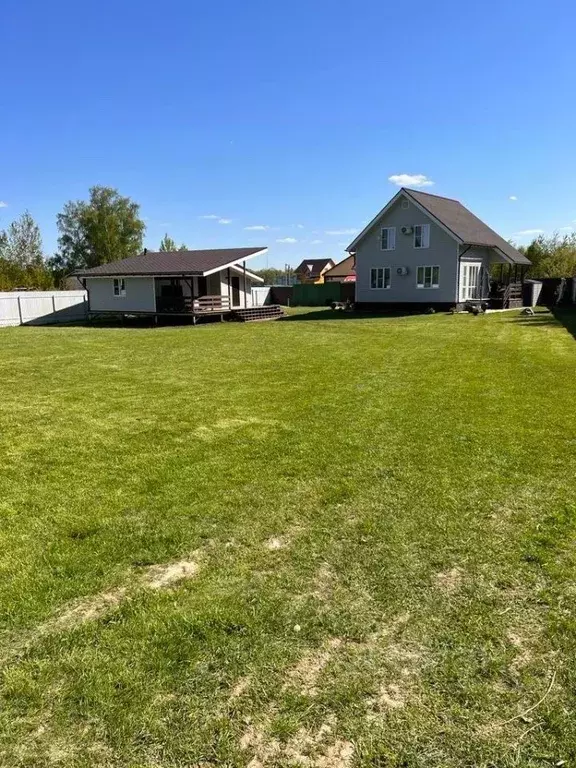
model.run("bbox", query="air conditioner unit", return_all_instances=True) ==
[401,226,413,235]
[397,266,409,276]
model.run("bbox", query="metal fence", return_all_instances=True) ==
[0,291,88,327]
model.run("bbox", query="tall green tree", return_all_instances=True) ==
[525,233,576,278]
[0,211,52,289]
[159,233,188,252]
[159,233,177,252]
[51,186,146,279]
[4,211,43,267]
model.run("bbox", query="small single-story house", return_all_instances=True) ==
[294,258,335,284]
[323,254,356,283]
[74,247,267,320]
[347,188,531,310]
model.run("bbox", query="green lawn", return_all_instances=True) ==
[1,307,575,767]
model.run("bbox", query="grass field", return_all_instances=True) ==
[1,307,576,767]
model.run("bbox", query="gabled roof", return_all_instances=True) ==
[74,247,267,277]
[294,258,335,277]
[323,254,355,278]
[347,189,530,266]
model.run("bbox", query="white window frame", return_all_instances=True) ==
[414,224,430,249]
[370,267,391,290]
[416,265,440,289]
[380,226,396,251]
[460,263,481,301]
[113,278,126,297]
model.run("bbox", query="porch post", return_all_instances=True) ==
[243,260,247,307]
[227,267,231,307]
[152,276,156,312]
[499,264,504,283]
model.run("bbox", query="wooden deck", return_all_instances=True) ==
[88,297,285,325]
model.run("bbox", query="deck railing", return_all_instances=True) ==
[155,295,231,314]
[502,281,523,308]
[191,295,231,313]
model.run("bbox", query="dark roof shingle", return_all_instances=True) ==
[404,189,530,265]
[73,247,266,277]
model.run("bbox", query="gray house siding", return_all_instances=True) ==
[354,196,459,305]
[86,270,256,313]
[86,277,156,313]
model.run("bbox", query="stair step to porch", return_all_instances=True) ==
[232,305,285,322]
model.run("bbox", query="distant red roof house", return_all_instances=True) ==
[294,258,335,284]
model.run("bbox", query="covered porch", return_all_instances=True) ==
[154,264,258,317]
[458,247,528,309]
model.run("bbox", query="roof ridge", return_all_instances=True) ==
[143,247,265,255]
[403,188,461,203]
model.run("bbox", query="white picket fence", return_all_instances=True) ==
[0,291,88,327]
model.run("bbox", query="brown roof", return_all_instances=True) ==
[403,189,531,265]
[323,254,355,278]
[294,258,335,277]
[73,247,266,277]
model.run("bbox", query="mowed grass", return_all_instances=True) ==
[0,307,576,767]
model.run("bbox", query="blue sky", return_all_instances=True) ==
[2,0,576,270]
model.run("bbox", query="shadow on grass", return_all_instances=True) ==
[280,308,433,322]
[511,308,576,341]
[24,315,230,330]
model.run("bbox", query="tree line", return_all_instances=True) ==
[0,186,191,290]
[2,185,576,290]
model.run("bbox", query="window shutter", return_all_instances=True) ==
[389,227,396,250]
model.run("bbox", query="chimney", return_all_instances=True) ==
[144,248,147,255]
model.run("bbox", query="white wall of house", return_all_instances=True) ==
[86,277,156,312]
[219,268,254,308]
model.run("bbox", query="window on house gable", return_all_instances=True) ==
[416,266,440,288]
[370,267,391,289]
[380,227,396,251]
[113,278,126,297]
[414,224,430,249]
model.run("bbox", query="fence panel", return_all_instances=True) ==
[292,282,345,306]
[251,286,271,306]
[0,291,87,327]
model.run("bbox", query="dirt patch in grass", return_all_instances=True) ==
[143,559,199,589]
[284,638,343,696]
[265,537,286,551]
[51,586,128,630]
[192,417,280,442]
[241,716,353,768]
[229,676,250,701]
[507,628,536,671]
[434,567,464,593]
[52,557,200,628]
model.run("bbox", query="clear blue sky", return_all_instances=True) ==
[2,0,576,269]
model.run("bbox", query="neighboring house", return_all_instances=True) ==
[323,254,356,283]
[294,258,335,284]
[347,189,531,310]
[74,247,266,320]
